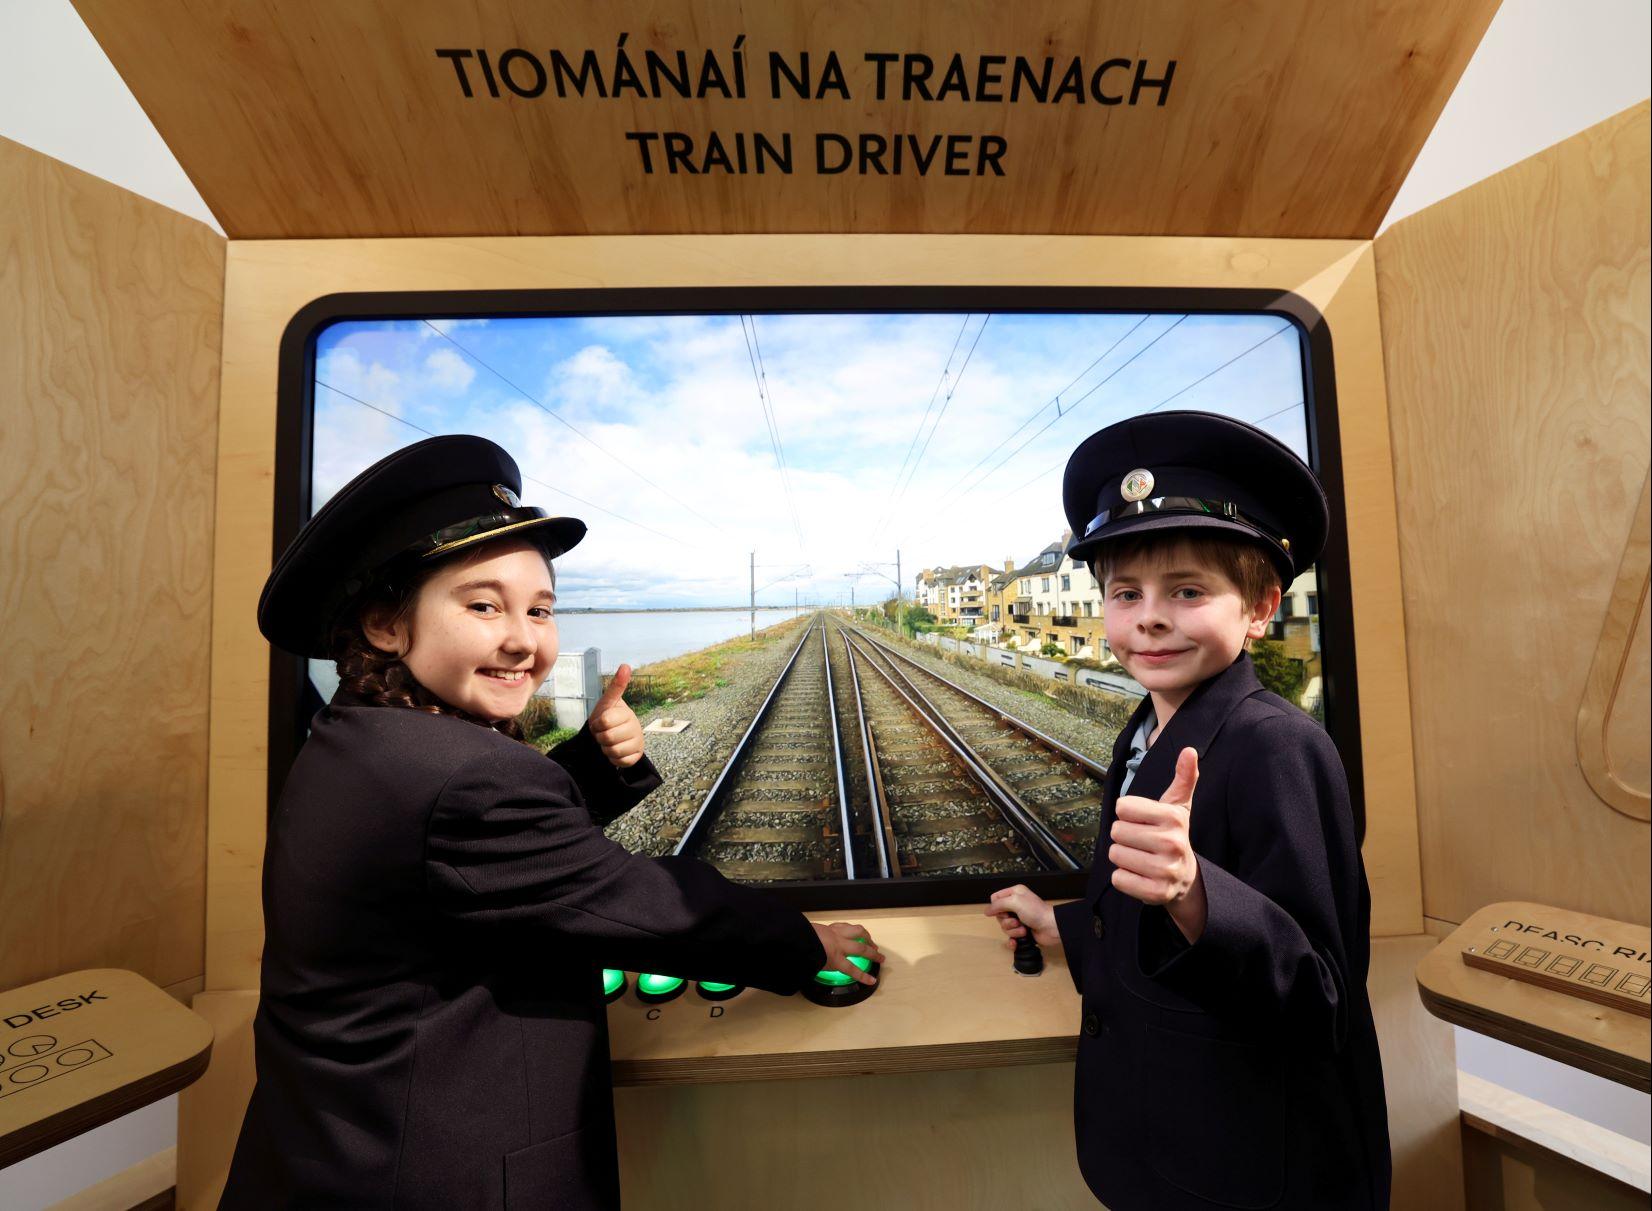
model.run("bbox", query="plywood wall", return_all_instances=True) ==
[71,0,1494,240]
[1375,101,1651,929]
[178,935,1460,1208]
[201,233,1421,992]
[0,136,224,997]
[1462,1125,1646,1211]
[611,937,1460,1211]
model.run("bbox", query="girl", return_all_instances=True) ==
[224,435,880,1209]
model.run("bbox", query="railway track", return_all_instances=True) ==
[845,625,1109,862]
[672,611,1106,887]
[836,623,1046,877]
[671,620,854,883]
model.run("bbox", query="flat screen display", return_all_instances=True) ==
[272,288,1355,908]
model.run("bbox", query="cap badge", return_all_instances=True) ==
[1121,469,1154,502]
[492,484,522,508]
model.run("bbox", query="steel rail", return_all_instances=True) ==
[842,630,1079,872]
[819,623,857,879]
[673,619,843,861]
[851,627,1111,779]
[837,624,896,879]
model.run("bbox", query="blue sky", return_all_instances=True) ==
[312,310,1308,608]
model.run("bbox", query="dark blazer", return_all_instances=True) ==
[1051,654,1391,1210]
[222,693,825,1211]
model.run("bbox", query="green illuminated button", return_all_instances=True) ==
[602,969,627,1003]
[814,955,872,987]
[802,952,879,1007]
[696,980,742,1002]
[636,973,687,1004]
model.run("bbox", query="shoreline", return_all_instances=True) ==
[558,606,813,615]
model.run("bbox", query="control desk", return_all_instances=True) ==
[604,904,1080,1086]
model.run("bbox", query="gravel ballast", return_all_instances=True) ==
[601,614,1130,857]
[602,618,814,856]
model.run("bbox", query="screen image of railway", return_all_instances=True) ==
[292,303,1337,904]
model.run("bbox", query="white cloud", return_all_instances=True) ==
[316,348,404,413]
[423,347,475,392]
[544,344,641,419]
[422,318,491,338]
[312,311,1309,608]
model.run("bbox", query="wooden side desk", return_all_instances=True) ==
[1,968,213,1167]
[1416,901,1650,1090]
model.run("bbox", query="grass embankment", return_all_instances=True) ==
[620,614,811,713]
[520,614,812,749]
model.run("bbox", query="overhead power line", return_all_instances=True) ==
[1249,399,1305,431]
[871,312,992,541]
[874,314,973,532]
[756,564,813,593]
[1142,323,1291,415]
[423,320,732,538]
[920,315,1188,527]
[740,315,808,554]
[879,314,991,533]
[315,379,704,549]
[920,314,1153,517]
[891,317,1299,551]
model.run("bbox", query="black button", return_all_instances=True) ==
[1082,1012,1100,1036]
[1092,916,1106,940]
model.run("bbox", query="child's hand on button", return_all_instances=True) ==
[1110,747,1207,940]
[812,922,883,985]
[588,664,645,768]
[986,885,1060,949]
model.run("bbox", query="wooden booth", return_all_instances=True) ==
[2,1,1646,1208]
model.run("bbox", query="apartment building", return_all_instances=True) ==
[914,563,993,626]
[996,532,1111,659]
[924,541,1321,680]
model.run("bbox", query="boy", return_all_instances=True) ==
[989,410,1390,1210]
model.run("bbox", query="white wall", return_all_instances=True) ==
[0,0,220,231]
[4,1096,176,1210]
[1455,1030,1650,1146]
[1379,0,1650,230]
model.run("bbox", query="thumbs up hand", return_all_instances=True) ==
[588,664,645,769]
[1109,746,1207,941]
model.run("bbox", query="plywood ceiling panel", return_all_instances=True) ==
[70,1,1497,240]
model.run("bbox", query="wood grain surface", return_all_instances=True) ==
[176,935,1459,1210]
[0,968,213,1169]
[69,0,1494,240]
[614,1061,1096,1209]
[1463,1104,1649,1211]
[175,990,257,1211]
[204,232,1423,991]
[610,933,1461,1209]
[1576,474,1650,821]
[0,136,223,996]
[1459,1071,1650,1194]
[1416,901,1651,1091]
[1375,102,1652,928]
[1370,934,1466,1211]
[606,905,1079,1085]
[1461,923,1650,1019]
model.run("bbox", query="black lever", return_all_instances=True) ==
[1009,914,1043,976]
